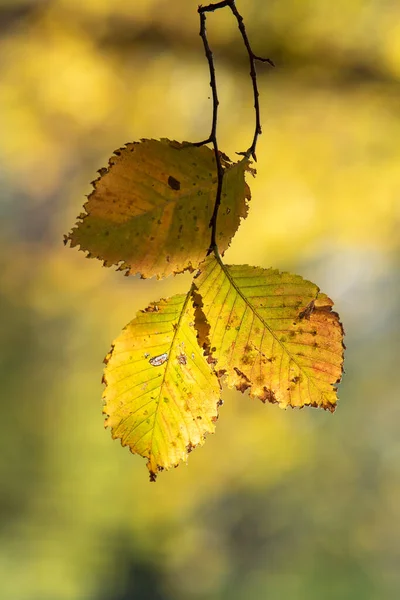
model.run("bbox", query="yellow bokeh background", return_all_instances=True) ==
[1,1,399,599]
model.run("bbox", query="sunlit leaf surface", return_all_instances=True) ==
[103,292,221,479]
[66,139,252,278]
[195,254,344,411]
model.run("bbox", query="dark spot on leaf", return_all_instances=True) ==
[168,175,181,190]
[259,388,277,404]
[145,304,159,313]
[299,300,315,320]
[177,353,187,366]
[241,353,253,365]
[234,367,251,393]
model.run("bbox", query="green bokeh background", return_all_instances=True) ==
[1,1,399,598]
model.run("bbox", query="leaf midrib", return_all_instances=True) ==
[148,290,193,466]
[214,252,328,400]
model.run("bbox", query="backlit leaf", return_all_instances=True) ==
[194,254,344,411]
[65,139,252,278]
[102,292,221,480]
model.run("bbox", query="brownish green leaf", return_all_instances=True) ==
[65,139,253,278]
[194,254,344,411]
[102,292,221,480]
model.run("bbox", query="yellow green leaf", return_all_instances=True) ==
[194,254,344,411]
[65,139,252,278]
[102,292,221,480]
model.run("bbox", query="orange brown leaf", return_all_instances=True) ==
[195,254,345,411]
[65,139,253,278]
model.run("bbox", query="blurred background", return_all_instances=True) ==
[1,0,399,598]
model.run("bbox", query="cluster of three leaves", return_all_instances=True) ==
[65,139,344,480]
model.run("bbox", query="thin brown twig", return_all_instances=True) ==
[199,1,231,12]
[196,6,224,253]
[196,0,273,253]
[228,2,274,161]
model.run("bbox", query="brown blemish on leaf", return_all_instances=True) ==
[241,353,253,365]
[257,388,277,405]
[233,367,251,393]
[191,289,212,352]
[299,300,315,320]
[186,442,195,454]
[177,353,187,366]
[167,175,181,190]
[144,303,159,313]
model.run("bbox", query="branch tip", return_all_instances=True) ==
[197,0,271,248]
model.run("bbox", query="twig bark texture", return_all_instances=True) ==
[196,0,274,254]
